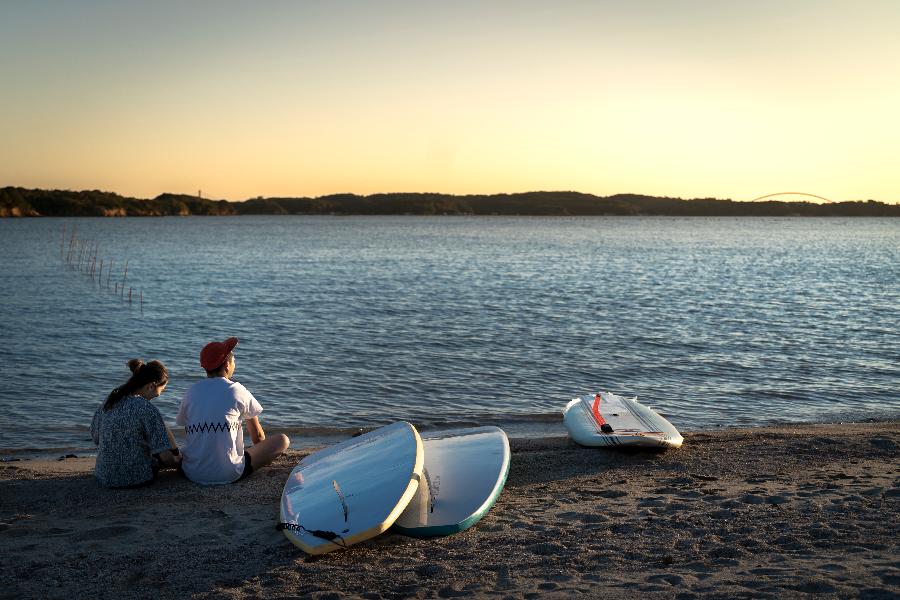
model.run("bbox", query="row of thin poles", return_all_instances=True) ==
[61,223,143,313]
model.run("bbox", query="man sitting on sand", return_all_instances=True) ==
[176,336,290,485]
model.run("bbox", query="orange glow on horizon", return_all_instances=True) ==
[1,2,898,203]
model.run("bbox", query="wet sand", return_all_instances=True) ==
[1,421,899,599]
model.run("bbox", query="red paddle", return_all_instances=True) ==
[592,393,614,434]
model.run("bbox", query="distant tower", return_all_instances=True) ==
[198,189,202,199]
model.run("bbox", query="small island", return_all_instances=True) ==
[1,187,898,217]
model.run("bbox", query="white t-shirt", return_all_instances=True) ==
[176,377,263,485]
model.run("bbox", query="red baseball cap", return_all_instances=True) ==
[200,337,238,371]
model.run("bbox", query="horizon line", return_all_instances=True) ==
[4,185,897,205]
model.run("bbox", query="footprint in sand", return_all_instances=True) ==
[76,525,137,541]
[745,476,772,484]
[638,497,668,508]
[677,490,703,499]
[663,476,694,486]
[557,511,609,524]
[766,494,791,505]
[595,489,628,499]
[414,564,446,578]
[529,542,567,556]
[869,437,898,452]
[646,573,687,586]
[3,525,58,538]
[878,570,900,586]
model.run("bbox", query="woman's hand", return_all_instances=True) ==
[158,449,181,467]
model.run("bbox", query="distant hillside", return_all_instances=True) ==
[2,187,898,217]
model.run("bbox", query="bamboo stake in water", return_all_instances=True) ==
[99,258,103,283]
[67,224,77,265]
[140,289,143,314]
[107,259,113,289]
[121,260,129,297]
[128,287,132,304]
[60,223,66,261]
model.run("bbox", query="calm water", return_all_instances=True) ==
[1,216,898,455]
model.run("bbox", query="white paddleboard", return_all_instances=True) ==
[393,426,510,537]
[279,421,424,555]
[564,392,683,448]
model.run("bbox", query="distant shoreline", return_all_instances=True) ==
[3,187,899,217]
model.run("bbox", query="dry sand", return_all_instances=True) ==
[1,421,899,599]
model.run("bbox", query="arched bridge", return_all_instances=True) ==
[750,192,834,203]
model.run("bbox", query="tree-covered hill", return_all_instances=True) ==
[1,187,897,217]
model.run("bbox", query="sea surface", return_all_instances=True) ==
[1,216,898,456]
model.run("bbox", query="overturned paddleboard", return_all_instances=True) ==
[564,392,683,449]
[393,426,510,537]
[279,421,424,555]
[394,427,510,537]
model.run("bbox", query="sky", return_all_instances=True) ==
[1,0,899,202]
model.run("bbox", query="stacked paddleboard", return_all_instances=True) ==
[394,426,510,537]
[279,422,510,555]
[564,391,683,449]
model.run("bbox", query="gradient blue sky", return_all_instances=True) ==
[2,0,898,201]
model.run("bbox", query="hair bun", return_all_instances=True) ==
[127,359,145,374]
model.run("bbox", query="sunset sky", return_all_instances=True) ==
[2,1,898,202]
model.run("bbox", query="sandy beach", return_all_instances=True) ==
[1,421,898,599]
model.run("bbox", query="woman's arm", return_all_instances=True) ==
[164,422,177,449]
[246,416,265,445]
[90,406,102,445]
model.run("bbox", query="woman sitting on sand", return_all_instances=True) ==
[91,359,181,488]
[176,337,289,485]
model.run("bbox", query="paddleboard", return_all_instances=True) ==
[563,391,683,448]
[279,421,424,555]
[393,426,510,537]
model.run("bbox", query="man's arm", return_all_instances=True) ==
[246,416,266,445]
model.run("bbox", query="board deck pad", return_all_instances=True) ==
[393,426,510,537]
[563,392,683,448]
[279,421,424,554]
